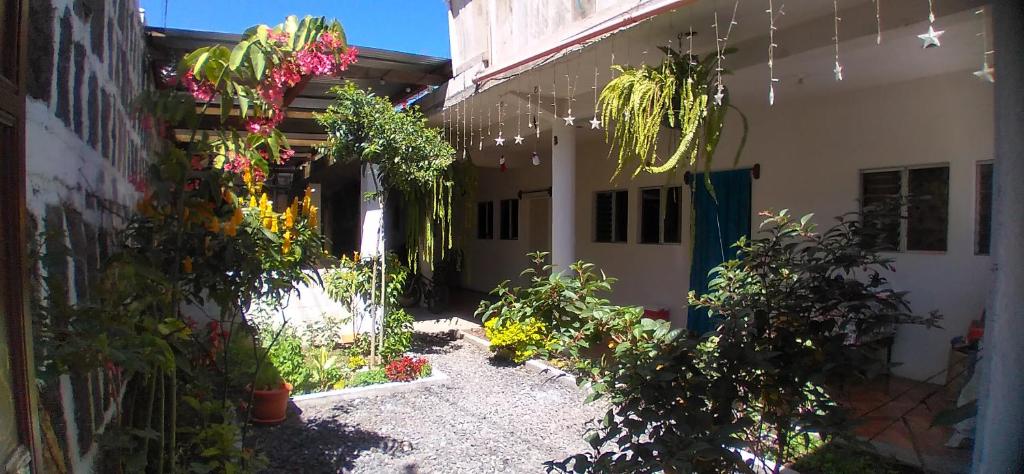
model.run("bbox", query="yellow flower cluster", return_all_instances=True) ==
[236,186,320,255]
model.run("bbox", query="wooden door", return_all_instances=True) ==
[0,0,36,470]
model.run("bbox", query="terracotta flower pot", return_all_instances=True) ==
[252,382,292,425]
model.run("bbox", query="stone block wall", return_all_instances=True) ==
[24,0,151,472]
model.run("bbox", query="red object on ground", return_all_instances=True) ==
[644,308,670,321]
[252,382,292,425]
[967,319,985,345]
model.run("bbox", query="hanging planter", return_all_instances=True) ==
[599,45,748,181]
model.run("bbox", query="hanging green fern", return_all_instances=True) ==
[599,45,748,179]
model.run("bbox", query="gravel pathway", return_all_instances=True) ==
[251,333,605,473]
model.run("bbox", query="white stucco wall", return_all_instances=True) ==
[461,70,994,382]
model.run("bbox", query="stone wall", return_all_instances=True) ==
[25,0,151,472]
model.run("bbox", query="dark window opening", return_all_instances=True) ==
[976,162,993,255]
[500,199,519,240]
[907,166,949,251]
[477,201,493,239]
[595,190,628,243]
[861,170,902,251]
[640,188,661,244]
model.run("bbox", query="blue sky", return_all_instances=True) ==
[139,0,452,58]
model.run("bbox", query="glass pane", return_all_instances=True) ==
[0,121,21,460]
[861,171,901,251]
[510,199,519,240]
[594,192,612,242]
[614,191,629,243]
[640,188,660,244]
[976,163,993,255]
[907,166,949,251]
[477,202,492,239]
[663,186,682,243]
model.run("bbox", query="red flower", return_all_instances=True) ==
[384,356,430,382]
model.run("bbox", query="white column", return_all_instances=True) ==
[974,2,1024,471]
[359,165,384,258]
[551,120,576,273]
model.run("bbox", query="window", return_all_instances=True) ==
[595,190,628,243]
[477,201,493,239]
[860,165,948,252]
[639,186,683,244]
[976,162,994,255]
[499,199,519,240]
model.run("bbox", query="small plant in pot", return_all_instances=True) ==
[251,362,291,425]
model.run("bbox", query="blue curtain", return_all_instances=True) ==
[687,169,752,335]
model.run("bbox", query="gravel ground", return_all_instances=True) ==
[250,333,605,473]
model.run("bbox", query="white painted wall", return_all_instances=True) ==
[461,70,994,381]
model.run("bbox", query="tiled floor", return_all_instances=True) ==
[837,375,973,473]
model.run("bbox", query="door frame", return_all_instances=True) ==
[1,0,38,466]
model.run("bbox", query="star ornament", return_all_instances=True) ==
[974,62,995,83]
[834,61,844,81]
[494,134,505,146]
[563,109,575,126]
[589,116,601,130]
[513,134,525,145]
[918,26,944,48]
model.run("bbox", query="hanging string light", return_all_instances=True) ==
[514,92,525,144]
[534,85,542,138]
[589,52,601,130]
[874,0,882,45]
[833,0,844,81]
[563,73,577,126]
[918,0,944,48]
[720,2,741,98]
[973,8,994,83]
[766,0,784,106]
[494,101,506,146]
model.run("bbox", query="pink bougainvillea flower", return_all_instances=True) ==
[223,152,251,174]
[280,147,296,164]
[296,49,335,76]
[182,71,216,102]
[258,84,285,106]
[317,31,344,50]
[337,46,359,72]
[270,60,302,88]
[251,166,266,184]
[267,30,290,44]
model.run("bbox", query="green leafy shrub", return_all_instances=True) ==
[264,329,312,393]
[475,251,642,371]
[325,252,412,365]
[547,210,941,473]
[307,347,345,392]
[348,368,389,387]
[483,317,548,363]
[791,442,920,474]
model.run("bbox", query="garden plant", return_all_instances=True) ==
[481,211,939,474]
[33,15,359,471]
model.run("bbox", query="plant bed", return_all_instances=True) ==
[291,366,448,402]
[790,442,923,474]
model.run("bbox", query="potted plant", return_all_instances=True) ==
[251,363,291,424]
[598,43,748,178]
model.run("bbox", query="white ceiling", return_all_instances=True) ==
[434,0,991,164]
